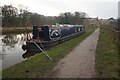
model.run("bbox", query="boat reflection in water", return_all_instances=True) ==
[1,33,33,69]
[22,51,38,59]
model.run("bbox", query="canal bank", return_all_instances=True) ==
[1,27,32,34]
[95,26,118,78]
[2,27,97,78]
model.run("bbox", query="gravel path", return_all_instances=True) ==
[45,28,100,78]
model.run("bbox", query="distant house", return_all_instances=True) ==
[100,19,110,25]
[89,17,100,26]
[83,17,100,27]
[99,18,116,26]
[108,18,116,25]
[83,17,117,27]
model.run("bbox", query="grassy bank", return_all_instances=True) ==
[3,27,97,78]
[95,26,118,78]
[2,27,32,34]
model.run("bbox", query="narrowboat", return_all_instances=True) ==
[22,24,85,52]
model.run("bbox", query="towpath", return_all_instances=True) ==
[45,28,100,78]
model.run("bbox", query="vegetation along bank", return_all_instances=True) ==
[3,26,97,78]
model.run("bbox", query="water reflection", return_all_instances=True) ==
[1,33,33,69]
[22,51,38,59]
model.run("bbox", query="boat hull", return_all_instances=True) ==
[22,31,85,52]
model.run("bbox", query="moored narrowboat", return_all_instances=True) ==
[22,24,85,52]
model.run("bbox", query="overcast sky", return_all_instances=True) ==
[118,1,120,18]
[0,0,119,19]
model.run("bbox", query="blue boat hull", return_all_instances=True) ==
[22,31,85,52]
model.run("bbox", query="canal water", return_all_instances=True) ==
[0,32,34,69]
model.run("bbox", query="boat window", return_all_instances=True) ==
[75,27,77,32]
[78,27,80,32]
[80,27,82,31]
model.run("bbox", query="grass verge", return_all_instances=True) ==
[3,27,97,78]
[95,26,118,78]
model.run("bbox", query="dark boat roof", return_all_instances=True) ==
[43,24,84,28]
